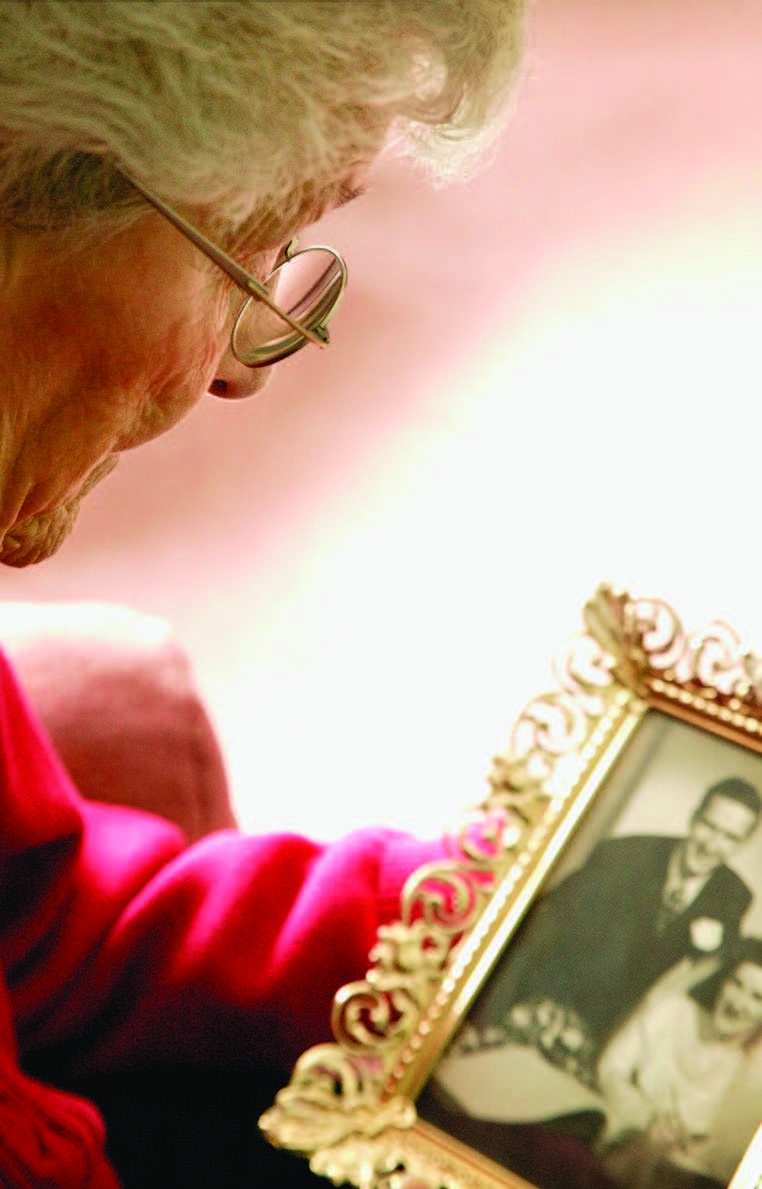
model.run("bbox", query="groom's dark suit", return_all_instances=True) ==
[470,834,752,1047]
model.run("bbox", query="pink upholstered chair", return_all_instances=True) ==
[0,601,238,843]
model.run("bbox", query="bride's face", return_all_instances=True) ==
[713,961,762,1040]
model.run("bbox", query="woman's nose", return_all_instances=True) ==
[208,344,272,400]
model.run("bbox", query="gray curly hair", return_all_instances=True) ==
[0,0,529,243]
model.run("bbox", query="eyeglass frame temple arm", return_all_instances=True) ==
[120,171,328,347]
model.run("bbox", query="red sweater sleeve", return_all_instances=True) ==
[0,649,442,1081]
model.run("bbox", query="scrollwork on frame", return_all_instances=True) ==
[310,1126,455,1189]
[585,584,762,716]
[487,613,625,806]
[445,806,528,871]
[263,585,631,1173]
[582,583,648,688]
[487,688,592,798]
[402,861,492,935]
[332,975,424,1055]
[583,583,685,689]
[551,626,619,713]
[260,1045,412,1155]
[688,620,748,695]
[331,849,515,1059]
[261,1049,449,1189]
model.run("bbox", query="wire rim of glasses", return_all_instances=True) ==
[232,244,348,367]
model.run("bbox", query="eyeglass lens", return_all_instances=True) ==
[233,247,346,366]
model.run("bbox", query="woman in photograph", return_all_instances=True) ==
[597,938,762,1189]
[0,3,528,1187]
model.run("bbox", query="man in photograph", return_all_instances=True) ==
[468,776,762,1063]
[416,778,762,1189]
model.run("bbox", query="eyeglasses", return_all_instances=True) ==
[123,173,348,367]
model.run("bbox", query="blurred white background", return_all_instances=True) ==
[2,0,761,839]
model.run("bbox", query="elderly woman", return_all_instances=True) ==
[0,2,528,1187]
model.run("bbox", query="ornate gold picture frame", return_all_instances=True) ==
[261,585,762,1189]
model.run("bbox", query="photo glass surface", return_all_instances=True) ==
[417,713,762,1189]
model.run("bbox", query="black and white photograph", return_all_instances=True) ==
[418,713,762,1189]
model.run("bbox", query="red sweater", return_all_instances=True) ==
[0,650,439,1187]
